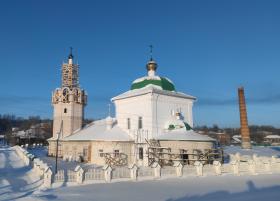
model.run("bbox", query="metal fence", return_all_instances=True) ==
[161,166,176,176]
[138,167,154,177]
[203,164,215,176]
[85,168,104,181]
[182,165,196,176]
[67,170,77,182]
[54,170,65,182]
[112,167,131,179]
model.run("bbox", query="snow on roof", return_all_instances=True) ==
[155,129,215,142]
[14,130,26,136]
[232,135,242,143]
[111,85,196,101]
[132,75,161,83]
[265,135,280,139]
[64,119,133,142]
[214,132,227,135]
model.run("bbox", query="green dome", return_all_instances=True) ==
[131,76,176,91]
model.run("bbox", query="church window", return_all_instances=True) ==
[139,147,143,160]
[64,108,67,113]
[138,117,143,129]
[114,149,120,157]
[83,147,88,158]
[99,149,103,157]
[127,118,131,129]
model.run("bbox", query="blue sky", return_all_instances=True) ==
[1,0,280,127]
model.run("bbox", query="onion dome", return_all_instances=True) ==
[131,58,175,91]
[146,59,158,71]
[131,46,176,91]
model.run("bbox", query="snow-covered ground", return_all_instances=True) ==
[2,145,280,201]
[27,147,80,171]
[0,147,42,201]
[17,174,280,201]
[224,145,280,157]
[27,147,101,171]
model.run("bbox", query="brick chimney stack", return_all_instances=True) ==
[238,87,251,149]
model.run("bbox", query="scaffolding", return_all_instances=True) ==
[103,152,128,167]
[146,139,224,166]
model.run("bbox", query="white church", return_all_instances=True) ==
[48,49,215,167]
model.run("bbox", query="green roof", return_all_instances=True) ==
[184,122,192,131]
[131,77,175,91]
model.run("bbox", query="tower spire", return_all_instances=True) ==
[149,45,153,61]
[68,47,73,59]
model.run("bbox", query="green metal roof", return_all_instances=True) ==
[184,122,192,131]
[131,77,175,91]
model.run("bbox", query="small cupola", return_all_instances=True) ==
[146,45,157,76]
[106,116,114,130]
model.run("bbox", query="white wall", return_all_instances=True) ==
[113,91,194,139]
[151,93,194,137]
[53,102,84,138]
[114,94,153,138]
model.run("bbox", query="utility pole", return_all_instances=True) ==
[55,121,63,174]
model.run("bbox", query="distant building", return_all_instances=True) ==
[207,132,231,146]
[0,135,6,146]
[11,123,51,145]
[264,135,280,146]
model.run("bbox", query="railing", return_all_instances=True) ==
[24,149,280,189]
[138,167,154,177]
[161,166,176,176]
[54,170,64,182]
[85,168,104,181]
[112,167,131,179]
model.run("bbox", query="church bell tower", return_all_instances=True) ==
[52,48,87,138]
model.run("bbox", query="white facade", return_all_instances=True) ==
[52,97,85,138]
[112,87,195,140]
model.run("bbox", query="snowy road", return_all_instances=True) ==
[0,147,42,201]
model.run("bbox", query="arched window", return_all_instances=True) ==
[138,117,143,129]
[64,108,67,113]
[127,118,131,129]
[139,147,143,160]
